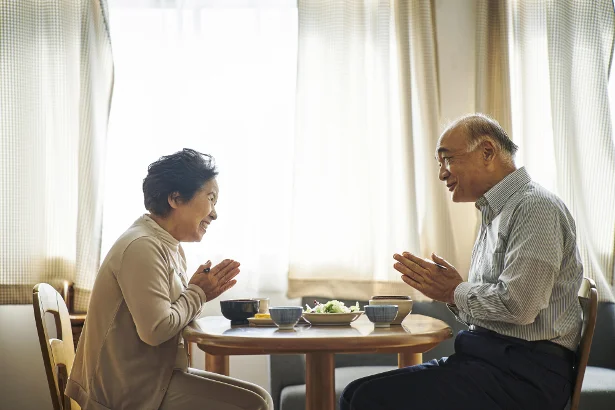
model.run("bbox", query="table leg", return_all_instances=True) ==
[306,352,335,410]
[398,352,422,368]
[205,353,230,376]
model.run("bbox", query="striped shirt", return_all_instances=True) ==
[452,167,583,351]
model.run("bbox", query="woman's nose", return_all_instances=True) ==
[210,208,218,220]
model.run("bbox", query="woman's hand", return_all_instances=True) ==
[189,259,240,301]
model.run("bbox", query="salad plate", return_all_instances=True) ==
[302,299,363,326]
[302,311,363,326]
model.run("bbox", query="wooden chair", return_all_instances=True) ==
[570,277,598,410]
[33,283,81,410]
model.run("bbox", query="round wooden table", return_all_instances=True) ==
[183,314,452,410]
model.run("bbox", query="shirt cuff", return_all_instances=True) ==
[453,281,473,313]
[187,284,207,304]
[446,303,460,317]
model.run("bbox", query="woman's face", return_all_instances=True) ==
[170,178,218,242]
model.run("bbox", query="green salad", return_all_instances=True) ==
[304,300,360,314]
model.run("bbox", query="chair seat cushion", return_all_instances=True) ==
[280,366,396,410]
[579,366,615,409]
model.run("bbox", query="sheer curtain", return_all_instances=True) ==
[0,0,113,311]
[287,0,453,301]
[477,0,615,302]
[102,0,298,297]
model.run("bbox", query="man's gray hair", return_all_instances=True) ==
[444,113,518,164]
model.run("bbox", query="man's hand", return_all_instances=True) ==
[393,252,463,304]
[189,259,240,302]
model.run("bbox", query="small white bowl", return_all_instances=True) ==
[368,296,413,325]
[269,306,303,330]
[365,305,398,328]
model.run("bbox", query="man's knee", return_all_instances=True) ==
[350,381,381,410]
[341,376,367,404]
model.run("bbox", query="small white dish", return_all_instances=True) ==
[247,317,276,327]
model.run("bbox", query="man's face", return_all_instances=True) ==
[435,129,487,202]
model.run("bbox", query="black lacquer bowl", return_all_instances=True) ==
[220,299,260,325]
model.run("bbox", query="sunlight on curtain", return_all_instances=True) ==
[102,0,297,296]
[0,0,113,310]
[507,0,615,301]
[287,0,446,301]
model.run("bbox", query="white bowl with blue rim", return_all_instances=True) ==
[365,305,398,328]
[269,306,304,330]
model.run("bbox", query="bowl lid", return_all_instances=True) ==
[371,295,412,300]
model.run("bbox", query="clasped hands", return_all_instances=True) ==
[189,259,240,301]
[393,252,463,305]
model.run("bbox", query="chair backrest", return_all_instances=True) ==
[570,277,598,410]
[32,283,80,410]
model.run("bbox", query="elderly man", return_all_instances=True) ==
[340,114,583,410]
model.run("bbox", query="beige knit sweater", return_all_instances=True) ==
[66,215,206,410]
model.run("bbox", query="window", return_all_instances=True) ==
[102,0,298,293]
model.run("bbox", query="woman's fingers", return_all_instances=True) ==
[221,279,237,292]
[195,261,211,275]
[216,261,240,277]
[212,259,240,276]
[219,267,240,285]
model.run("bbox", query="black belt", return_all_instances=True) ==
[468,325,575,363]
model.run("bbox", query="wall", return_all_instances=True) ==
[0,306,53,410]
[0,1,477,409]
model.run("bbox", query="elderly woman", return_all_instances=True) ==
[66,149,273,410]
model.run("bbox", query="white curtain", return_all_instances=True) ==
[0,0,114,311]
[101,1,298,298]
[477,0,615,302]
[288,0,453,301]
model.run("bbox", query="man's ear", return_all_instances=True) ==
[168,192,182,209]
[482,139,496,163]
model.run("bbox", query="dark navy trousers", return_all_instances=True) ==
[340,330,574,410]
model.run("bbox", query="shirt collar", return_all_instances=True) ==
[475,167,531,224]
[139,214,180,250]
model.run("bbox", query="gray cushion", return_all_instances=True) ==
[280,366,396,410]
[578,366,615,409]
[587,303,615,370]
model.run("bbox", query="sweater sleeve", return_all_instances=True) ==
[116,236,206,346]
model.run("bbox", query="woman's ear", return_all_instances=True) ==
[168,192,182,209]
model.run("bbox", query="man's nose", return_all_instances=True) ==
[438,165,449,181]
[210,208,218,220]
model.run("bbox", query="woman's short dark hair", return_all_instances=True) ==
[143,149,218,217]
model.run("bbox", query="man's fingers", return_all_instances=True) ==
[394,253,429,276]
[431,253,455,270]
[401,252,432,271]
[393,261,413,277]
[401,274,422,290]
[394,262,426,284]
